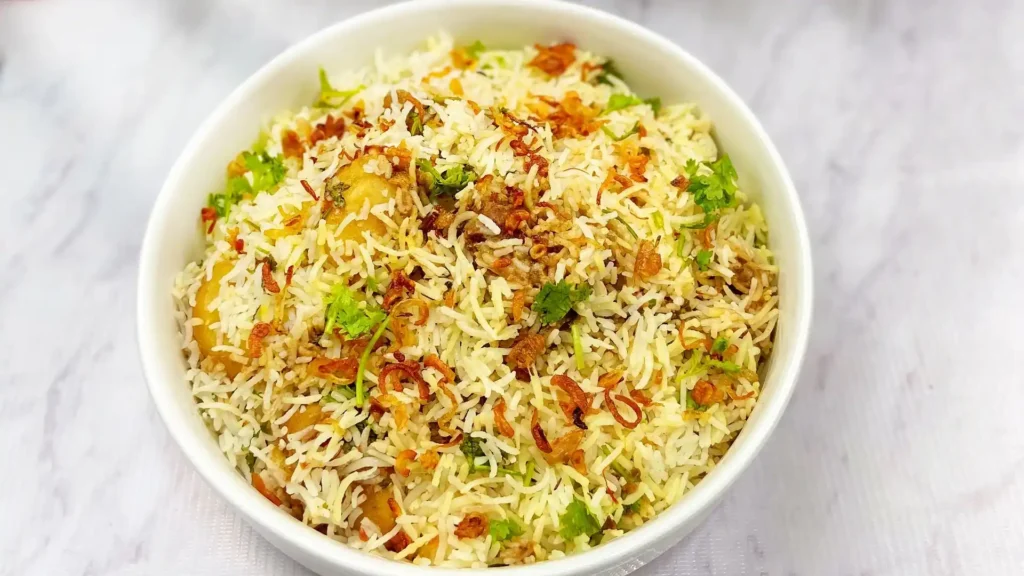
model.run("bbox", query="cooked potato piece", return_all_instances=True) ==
[284,404,322,433]
[418,535,439,560]
[359,485,397,533]
[192,260,243,377]
[326,156,409,242]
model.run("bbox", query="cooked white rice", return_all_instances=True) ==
[172,34,778,568]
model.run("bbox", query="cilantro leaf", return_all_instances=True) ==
[685,389,699,411]
[461,435,486,460]
[685,154,739,219]
[323,285,387,338]
[604,94,661,115]
[465,40,487,59]
[207,151,283,218]
[534,281,592,325]
[601,122,640,142]
[315,67,364,108]
[596,60,624,85]
[490,518,523,542]
[696,249,713,270]
[243,151,286,192]
[559,498,601,540]
[355,315,390,406]
[416,159,477,197]
[605,93,644,114]
[706,359,741,373]
[711,336,729,354]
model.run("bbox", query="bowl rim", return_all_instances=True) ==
[137,0,813,574]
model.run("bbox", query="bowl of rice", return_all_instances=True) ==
[137,1,812,574]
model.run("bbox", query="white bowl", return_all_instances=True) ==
[137,1,813,574]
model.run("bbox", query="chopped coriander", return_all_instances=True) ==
[416,158,477,197]
[685,389,699,410]
[465,40,487,59]
[673,232,689,258]
[489,518,523,542]
[461,435,486,460]
[652,211,664,230]
[596,59,624,85]
[355,316,390,406]
[207,151,284,217]
[323,285,387,338]
[711,336,729,354]
[684,154,739,220]
[571,323,585,372]
[534,281,592,325]
[623,500,641,514]
[601,122,640,142]
[365,275,380,294]
[325,179,350,206]
[706,359,742,373]
[679,212,717,229]
[315,67,364,108]
[604,93,644,114]
[409,110,423,135]
[523,460,536,486]
[604,93,661,115]
[696,249,713,270]
[559,498,601,540]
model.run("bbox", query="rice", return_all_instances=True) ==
[173,35,778,568]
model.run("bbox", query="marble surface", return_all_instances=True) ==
[2,0,1023,574]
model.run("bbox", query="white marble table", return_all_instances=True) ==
[2,1,1023,574]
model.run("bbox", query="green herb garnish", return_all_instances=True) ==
[604,94,661,115]
[571,323,585,371]
[323,285,387,338]
[614,216,638,239]
[489,518,523,542]
[416,158,477,197]
[465,40,487,59]
[461,435,486,460]
[315,67,364,108]
[207,151,284,217]
[559,498,601,540]
[596,60,624,85]
[601,122,640,142]
[534,281,592,325]
[706,359,741,373]
[685,389,699,411]
[696,249,713,271]
[711,336,729,354]
[651,211,664,230]
[684,154,738,220]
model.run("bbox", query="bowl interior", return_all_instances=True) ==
[138,1,811,575]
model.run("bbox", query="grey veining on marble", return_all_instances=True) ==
[2,0,1023,575]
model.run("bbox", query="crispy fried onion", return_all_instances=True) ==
[545,428,585,465]
[597,167,633,204]
[455,513,489,539]
[507,332,546,371]
[383,270,416,310]
[395,449,417,477]
[374,393,409,429]
[437,381,460,436]
[551,374,591,426]
[247,322,275,358]
[529,91,602,139]
[419,449,440,471]
[493,397,515,438]
[530,407,552,453]
[511,290,527,323]
[634,240,663,282]
[598,371,624,390]
[378,361,430,402]
[528,42,577,76]
[308,357,359,383]
[629,388,653,407]
[260,258,281,294]
[420,207,455,234]
[604,389,643,429]
[382,89,427,133]
[691,380,725,407]
[200,207,217,234]
[309,114,345,146]
[568,449,588,475]
[424,354,455,383]
[391,297,429,348]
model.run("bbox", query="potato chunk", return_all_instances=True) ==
[192,260,243,377]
